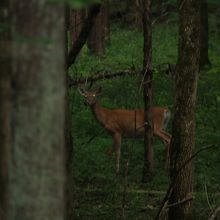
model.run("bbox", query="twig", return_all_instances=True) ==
[81,130,105,148]
[209,206,220,220]
[205,181,213,211]
[166,196,194,208]
[121,157,130,219]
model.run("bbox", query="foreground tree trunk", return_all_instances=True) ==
[65,7,75,220]
[168,0,200,219]
[9,1,66,219]
[142,0,153,181]
[200,0,210,68]
[0,1,11,219]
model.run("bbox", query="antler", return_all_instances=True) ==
[78,87,87,96]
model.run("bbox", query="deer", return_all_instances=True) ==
[79,86,172,173]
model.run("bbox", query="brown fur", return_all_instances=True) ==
[79,87,171,173]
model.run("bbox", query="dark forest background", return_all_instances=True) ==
[0,0,219,219]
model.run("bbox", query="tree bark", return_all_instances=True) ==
[168,0,200,219]
[69,8,85,47]
[142,0,154,182]
[200,0,210,68]
[67,4,101,68]
[9,1,66,219]
[157,0,163,16]
[88,2,109,56]
[0,1,11,219]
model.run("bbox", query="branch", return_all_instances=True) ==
[154,144,217,220]
[68,69,139,87]
[67,4,101,68]
[69,62,175,87]
[209,206,220,220]
[166,196,194,208]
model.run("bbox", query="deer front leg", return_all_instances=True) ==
[112,132,121,174]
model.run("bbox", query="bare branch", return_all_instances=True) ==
[209,206,220,220]
[205,181,213,211]
[166,196,194,208]
[69,69,139,87]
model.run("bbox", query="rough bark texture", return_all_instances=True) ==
[168,0,200,219]
[88,2,109,56]
[9,1,66,220]
[0,1,11,219]
[200,0,210,67]
[142,0,154,181]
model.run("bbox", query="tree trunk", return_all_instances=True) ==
[8,1,66,220]
[69,8,85,47]
[168,0,200,219]
[88,2,109,56]
[67,4,101,68]
[157,0,163,16]
[133,0,142,28]
[0,1,11,219]
[142,0,154,182]
[200,0,210,68]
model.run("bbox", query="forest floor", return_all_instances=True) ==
[70,3,220,220]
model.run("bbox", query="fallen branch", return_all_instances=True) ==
[68,69,139,87]
[69,63,175,87]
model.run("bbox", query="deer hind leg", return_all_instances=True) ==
[112,133,122,174]
[161,110,172,166]
[154,128,171,167]
[160,129,171,165]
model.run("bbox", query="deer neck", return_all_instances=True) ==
[91,101,107,125]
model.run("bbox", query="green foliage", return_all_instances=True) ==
[67,0,101,8]
[70,5,220,219]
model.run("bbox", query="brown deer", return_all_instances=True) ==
[79,87,171,173]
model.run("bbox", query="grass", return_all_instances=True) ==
[70,7,220,220]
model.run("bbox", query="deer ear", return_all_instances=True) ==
[78,88,86,96]
[96,86,102,95]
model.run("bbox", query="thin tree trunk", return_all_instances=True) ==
[0,1,11,219]
[142,0,153,182]
[67,4,101,68]
[88,2,108,56]
[9,1,66,219]
[69,9,84,46]
[134,0,142,28]
[200,0,210,68]
[168,0,200,219]
[157,0,163,16]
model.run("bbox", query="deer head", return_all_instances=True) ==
[78,87,102,106]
